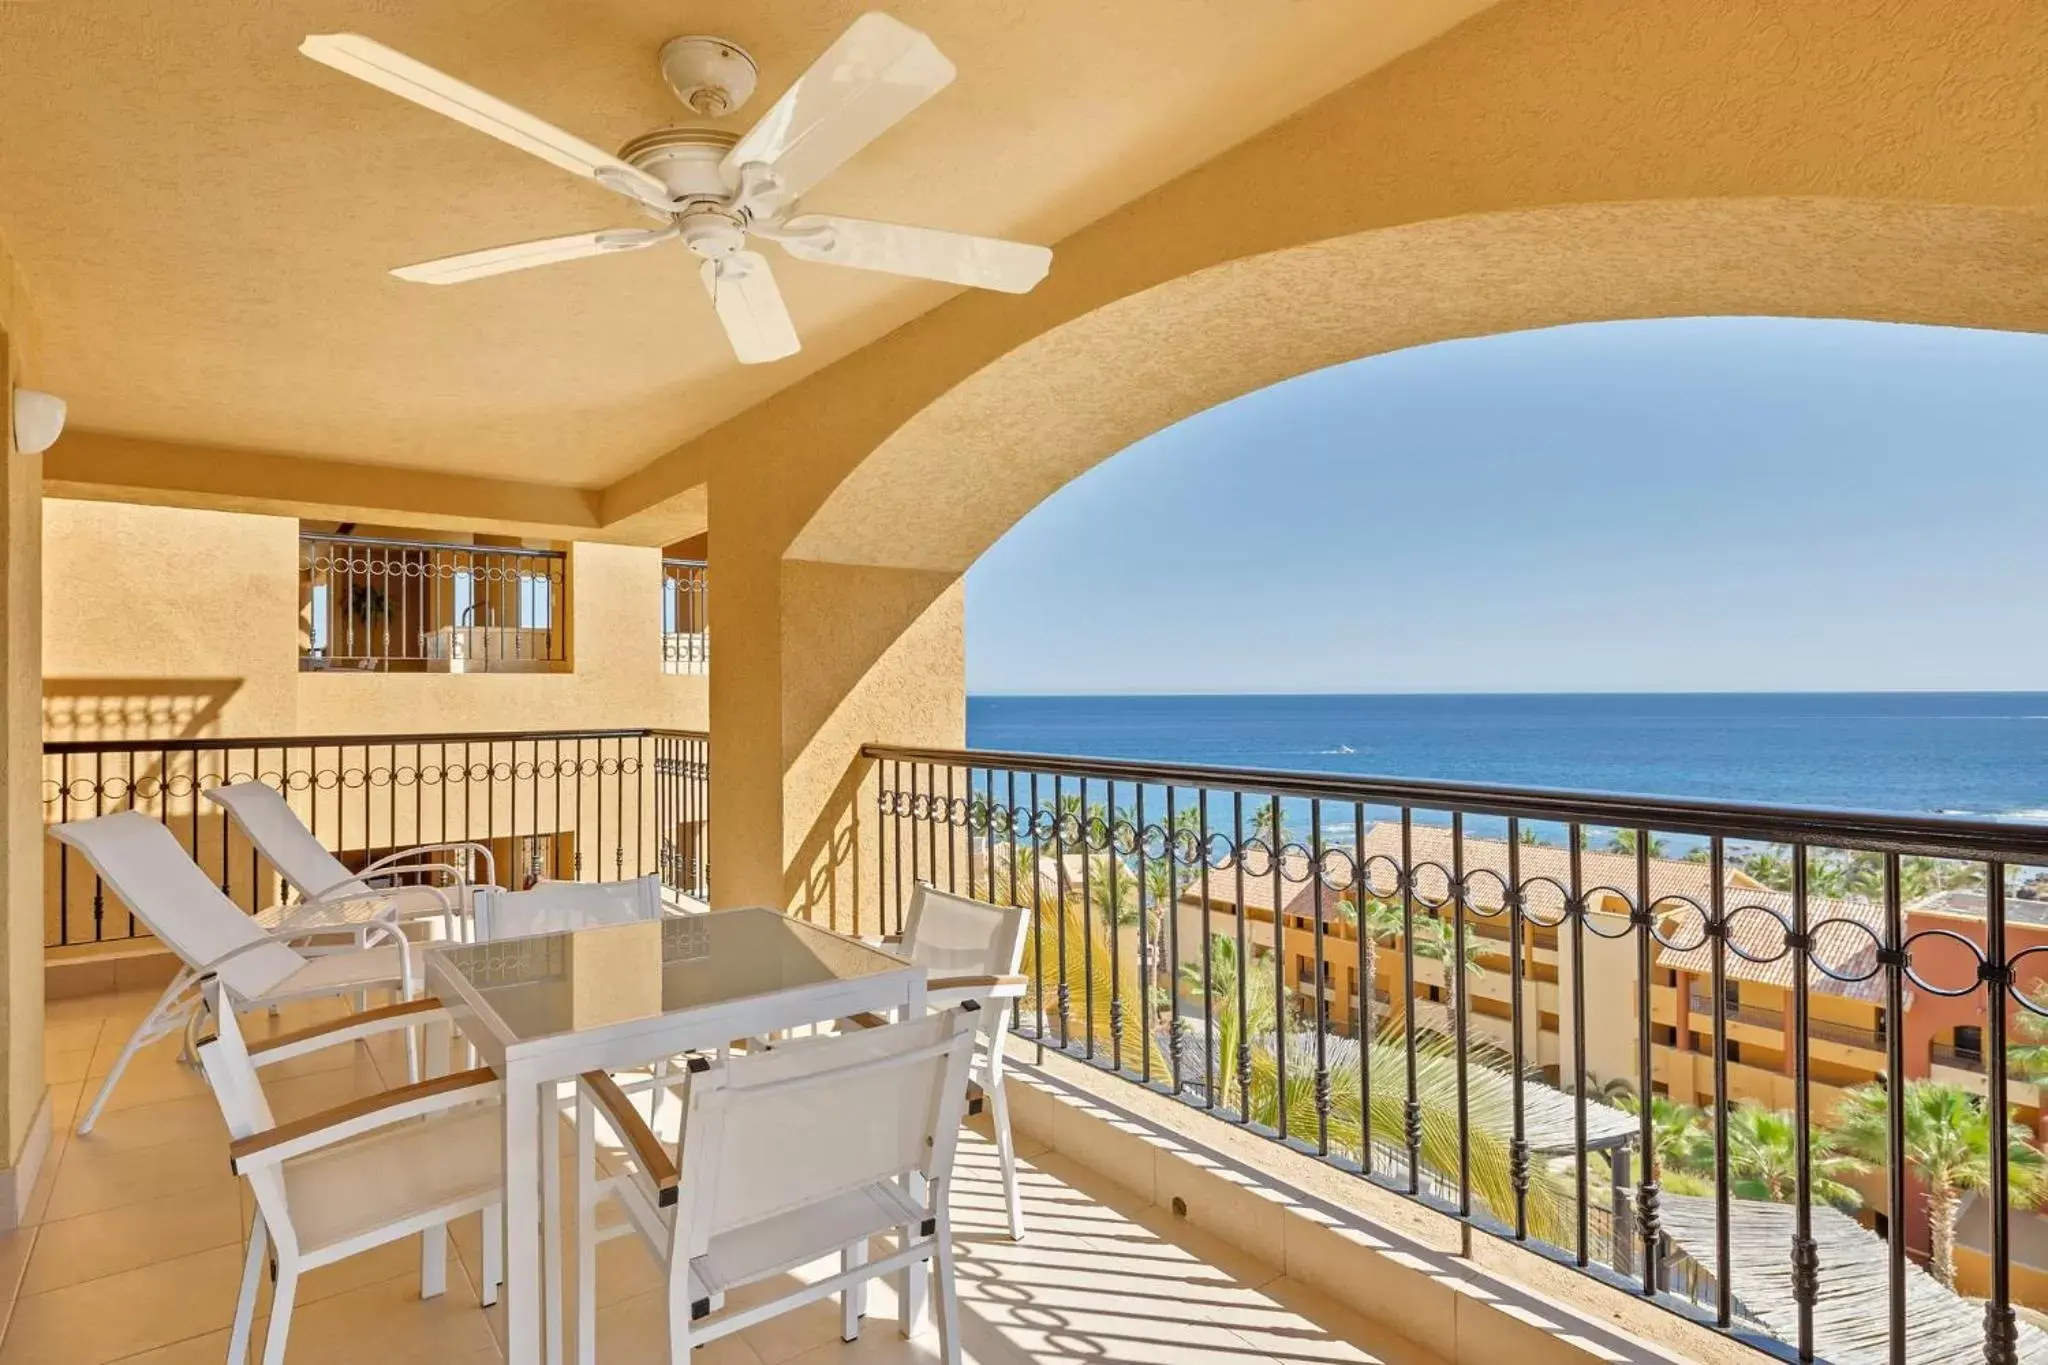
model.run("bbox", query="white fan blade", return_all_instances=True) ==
[721,13,954,199]
[699,251,800,364]
[392,228,671,284]
[301,33,674,210]
[776,215,1050,294]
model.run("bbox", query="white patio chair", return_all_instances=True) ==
[206,779,494,941]
[575,1007,981,1365]
[194,978,504,1365]
[49,811,420,1134]
[472,873,665,941]
[867,882,1031,1240]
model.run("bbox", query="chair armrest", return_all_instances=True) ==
[278,884,455,932]
[926,974,1028,999]
[580,1070,680,1208]
[359,842,498,887]
[227,1067,499,1174]
[245,998,449,1068]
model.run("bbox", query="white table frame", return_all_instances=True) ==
[425,911,928,1365]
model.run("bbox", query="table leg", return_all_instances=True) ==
[898,979,929,1334]
[543,1083,564,1365]
[420,1015,449,1297]
[504,1065,543,1365]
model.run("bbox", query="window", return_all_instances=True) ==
[1721,980,1743,1012]
[1955,1025,1983,1060]
[517,573,551,629]
[307,583,329,655]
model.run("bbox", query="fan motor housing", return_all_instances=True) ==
[617,128,739,202]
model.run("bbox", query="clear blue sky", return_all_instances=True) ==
[965,317,2048,695]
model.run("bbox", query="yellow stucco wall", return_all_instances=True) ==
[41,500,707,744]
[3,325,47,1177]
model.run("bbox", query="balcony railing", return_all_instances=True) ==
[661,558,709,676]
[42,727,707,947]
[862,741,2048,1365]
[300,532,568,672]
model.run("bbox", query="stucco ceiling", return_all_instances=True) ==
[0,0,1496,488]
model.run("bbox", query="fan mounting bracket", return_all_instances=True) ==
[659,36,758,117]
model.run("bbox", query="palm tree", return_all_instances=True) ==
[1738,850,1794,891]
[1412,915,1486,1033]
[1830,1081,2048,1287]
[1804,854,1849,900]
[1336,895,1404,1033]
[1603,829,1668,858]
[2008,983,2048,1083]
[1722,1101,1865,1208]
[1617,1092,1713,1181]
[1250,801,1291,849]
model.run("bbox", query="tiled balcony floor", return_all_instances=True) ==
[1,986,1441,1365]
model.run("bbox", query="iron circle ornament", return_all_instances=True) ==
[1721,901,1797,965]
[1901,927,1990,998]
[1648,894,1712,953]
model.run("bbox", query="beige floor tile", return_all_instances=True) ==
[21,1185,244,1296]
[1219,1275,1447,1365]
[596,1286,764,1363]
[43,1048,96,1087]
[0,1227,37,1343]
[83,1327,237,1364]
[0,1244,245,1365]
[63,1091,224,1157]
[42,1018,105,1055]
[43,1132,237,1222]
[78,1043,212,1116]
[255,1267,499,1365]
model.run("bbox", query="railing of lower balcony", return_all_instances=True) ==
[300,532,569,672]
[863,741,2048,1365]
[42,727,708,946]
[661,558,709,675]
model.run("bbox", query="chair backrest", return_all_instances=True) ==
[193,979,297,1253]
[205,781,369,900]
[50,812,306,1000]
[472,875,664,941]
[670,1009,978,1261]
[902,883,1029,980]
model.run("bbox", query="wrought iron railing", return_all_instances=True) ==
[42,727,707,946]
[661,558,709,676]
[300,533,569,671]
[863,742,2048,1365]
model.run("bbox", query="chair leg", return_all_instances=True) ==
[482,1204,504,1308]
[420,1221,448,1299]
[666,1273,694,1365]
[840,1240,869,1342]
[78,977,186,1134]
[543,1094,565,1365]
[261,1265,298,1365]
[933,1207,963,1365]
[575,1091,597,1365]
[989,1076,1026,1241]
[230,1212,269,1365]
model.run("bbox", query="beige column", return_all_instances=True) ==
[0,331,49,1226]
[707,537,964,929]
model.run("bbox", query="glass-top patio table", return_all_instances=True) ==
[425,907,926,1365]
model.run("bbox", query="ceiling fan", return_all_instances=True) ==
[300,12,1053,364]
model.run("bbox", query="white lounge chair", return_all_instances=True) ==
[472,873,665,941]
[576,1007,981,1365]
[49,811,420,1134]
[195,978,504,1365]
[205,779,494,941]
[874,882,1031,1240]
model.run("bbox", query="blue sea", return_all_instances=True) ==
[965,693,2048,820]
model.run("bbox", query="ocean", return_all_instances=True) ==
[965,692,2048,820]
